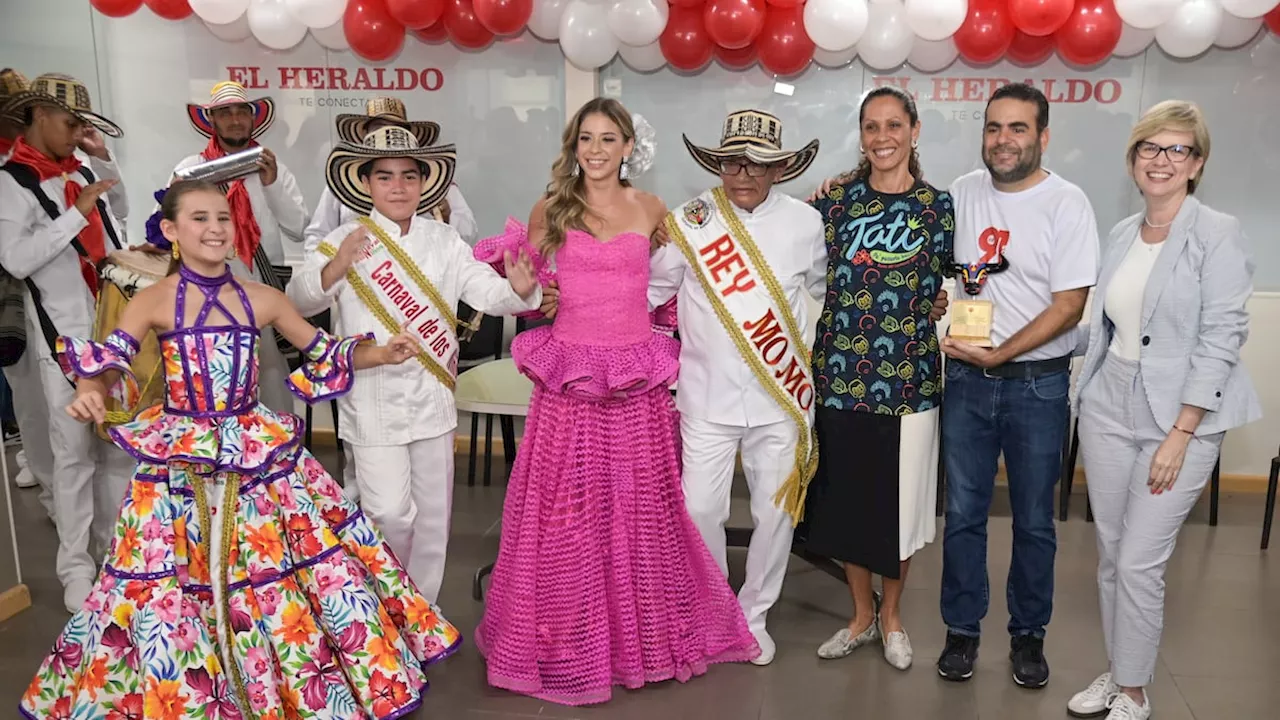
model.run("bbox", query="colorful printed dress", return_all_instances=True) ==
[20,264,460,720]
[798,178,953,578]
[469,220,759,706]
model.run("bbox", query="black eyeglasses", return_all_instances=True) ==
[719,160,775,177]
[1135,141,1197,163]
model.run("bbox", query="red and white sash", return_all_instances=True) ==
[319,216,459,390]
[666,187,819,523]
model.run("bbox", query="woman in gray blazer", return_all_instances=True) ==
[1067,101,1262,720]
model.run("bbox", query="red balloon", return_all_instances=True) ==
[756,6,813,76]
[445,0,495,49]
[669,0,706,7]
[1009,0,1073,36]
[661,7,716,71]
[1006,30,1055,65]
[345,0,408,61]
[1264,6,1280,35]
[413,22,451,43]
[1055,0,1122,66]
[764,0,802,6]
[90,0,143,17]
[143,0,191,20]
[715,42,757,69]
[387,0,446,29]
[705,0,766,50]
[953,0,1016,64]
[474,0,533,35]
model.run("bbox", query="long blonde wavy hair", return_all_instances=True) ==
[540,97,635,254]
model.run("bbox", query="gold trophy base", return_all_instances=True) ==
[950,299,995,348]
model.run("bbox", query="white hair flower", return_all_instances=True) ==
[625,113,657,178]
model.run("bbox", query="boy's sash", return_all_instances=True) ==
[318,216,459,390]
[665,187,819,524]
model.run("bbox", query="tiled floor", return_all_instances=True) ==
[2,446,1278,719]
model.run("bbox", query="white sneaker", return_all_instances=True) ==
[1104,691,1151,720]
[12,467,36,489]
[63,578,93,614]
[750,629,776,666]
[1069,672,1120,717]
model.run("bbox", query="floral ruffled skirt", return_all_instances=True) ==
[20,442,460,720]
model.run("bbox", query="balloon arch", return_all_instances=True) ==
[94,0,1280,75]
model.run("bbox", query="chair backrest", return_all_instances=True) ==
[457,301,503,362]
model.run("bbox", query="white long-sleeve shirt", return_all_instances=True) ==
[170,151,308,266]
[2,147,128,224]
[648,190,826,428]
[0,162,127,353]
[303,184,479,253]
[287,210,540,445]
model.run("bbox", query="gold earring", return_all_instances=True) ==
[172,244,180,260]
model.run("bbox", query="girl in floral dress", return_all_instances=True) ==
[20,180,460,720]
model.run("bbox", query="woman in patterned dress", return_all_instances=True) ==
[21,180,459,719]
[800,86,954,671]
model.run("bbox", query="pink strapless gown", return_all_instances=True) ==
[472,223,759,705]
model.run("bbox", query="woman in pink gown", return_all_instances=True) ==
[471,98,759,705]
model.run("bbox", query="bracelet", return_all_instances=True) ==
[1172,425,1195,436]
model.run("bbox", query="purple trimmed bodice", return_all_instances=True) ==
[158,265,262,416]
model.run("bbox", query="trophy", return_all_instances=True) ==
[948,258,1009,348]
[174,146,265,184]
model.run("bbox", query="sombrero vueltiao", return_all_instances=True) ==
[335,97,440,149]
[0,69,30,125]
[683,109,819,184]
[326,126,456,217]
[187,81,275,140]
[1,72,122,138]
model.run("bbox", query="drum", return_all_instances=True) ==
[93,249,171,441]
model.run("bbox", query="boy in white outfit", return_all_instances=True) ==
[289,125,540,602]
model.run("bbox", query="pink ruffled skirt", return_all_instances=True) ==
[474,328,759,705]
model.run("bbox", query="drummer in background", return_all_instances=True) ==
[0,73,136,613]
[1,69,128,518]
[167,80,307,414]
[299,97,479,499]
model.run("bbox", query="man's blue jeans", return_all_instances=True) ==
[940,359,1070,640]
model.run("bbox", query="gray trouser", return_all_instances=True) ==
[1078,353,1223,687]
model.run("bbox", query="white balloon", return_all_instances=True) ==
[1155,0,1225,57]
[857,0,915,70]
[247,0,310,50]
[904,0,968,42]
[812,46,860,67]
[529,0,572,40]
[1215,13,1262,45]
[607,0,669,47]
[191,0,251,25]
[1114,0,1181,29]
[803,0,870,52]
[311,20,350,50]
[204,15,254,41]
[618,40,668,71]
[908,35,958,71]
[1220,0,1279,18]
[1112,23,1156,55]
[560,1,619,70]
[284,0,347,29]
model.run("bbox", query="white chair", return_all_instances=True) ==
[457,358,533,601]
[454,358,533,487]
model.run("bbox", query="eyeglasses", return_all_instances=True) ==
[719,160,775,177]
[1135,141,1197,163]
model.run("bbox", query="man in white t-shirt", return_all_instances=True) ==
[935,83,1100,689]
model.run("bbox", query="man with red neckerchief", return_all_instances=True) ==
[0,72,135,613]
[167,80,308,414]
